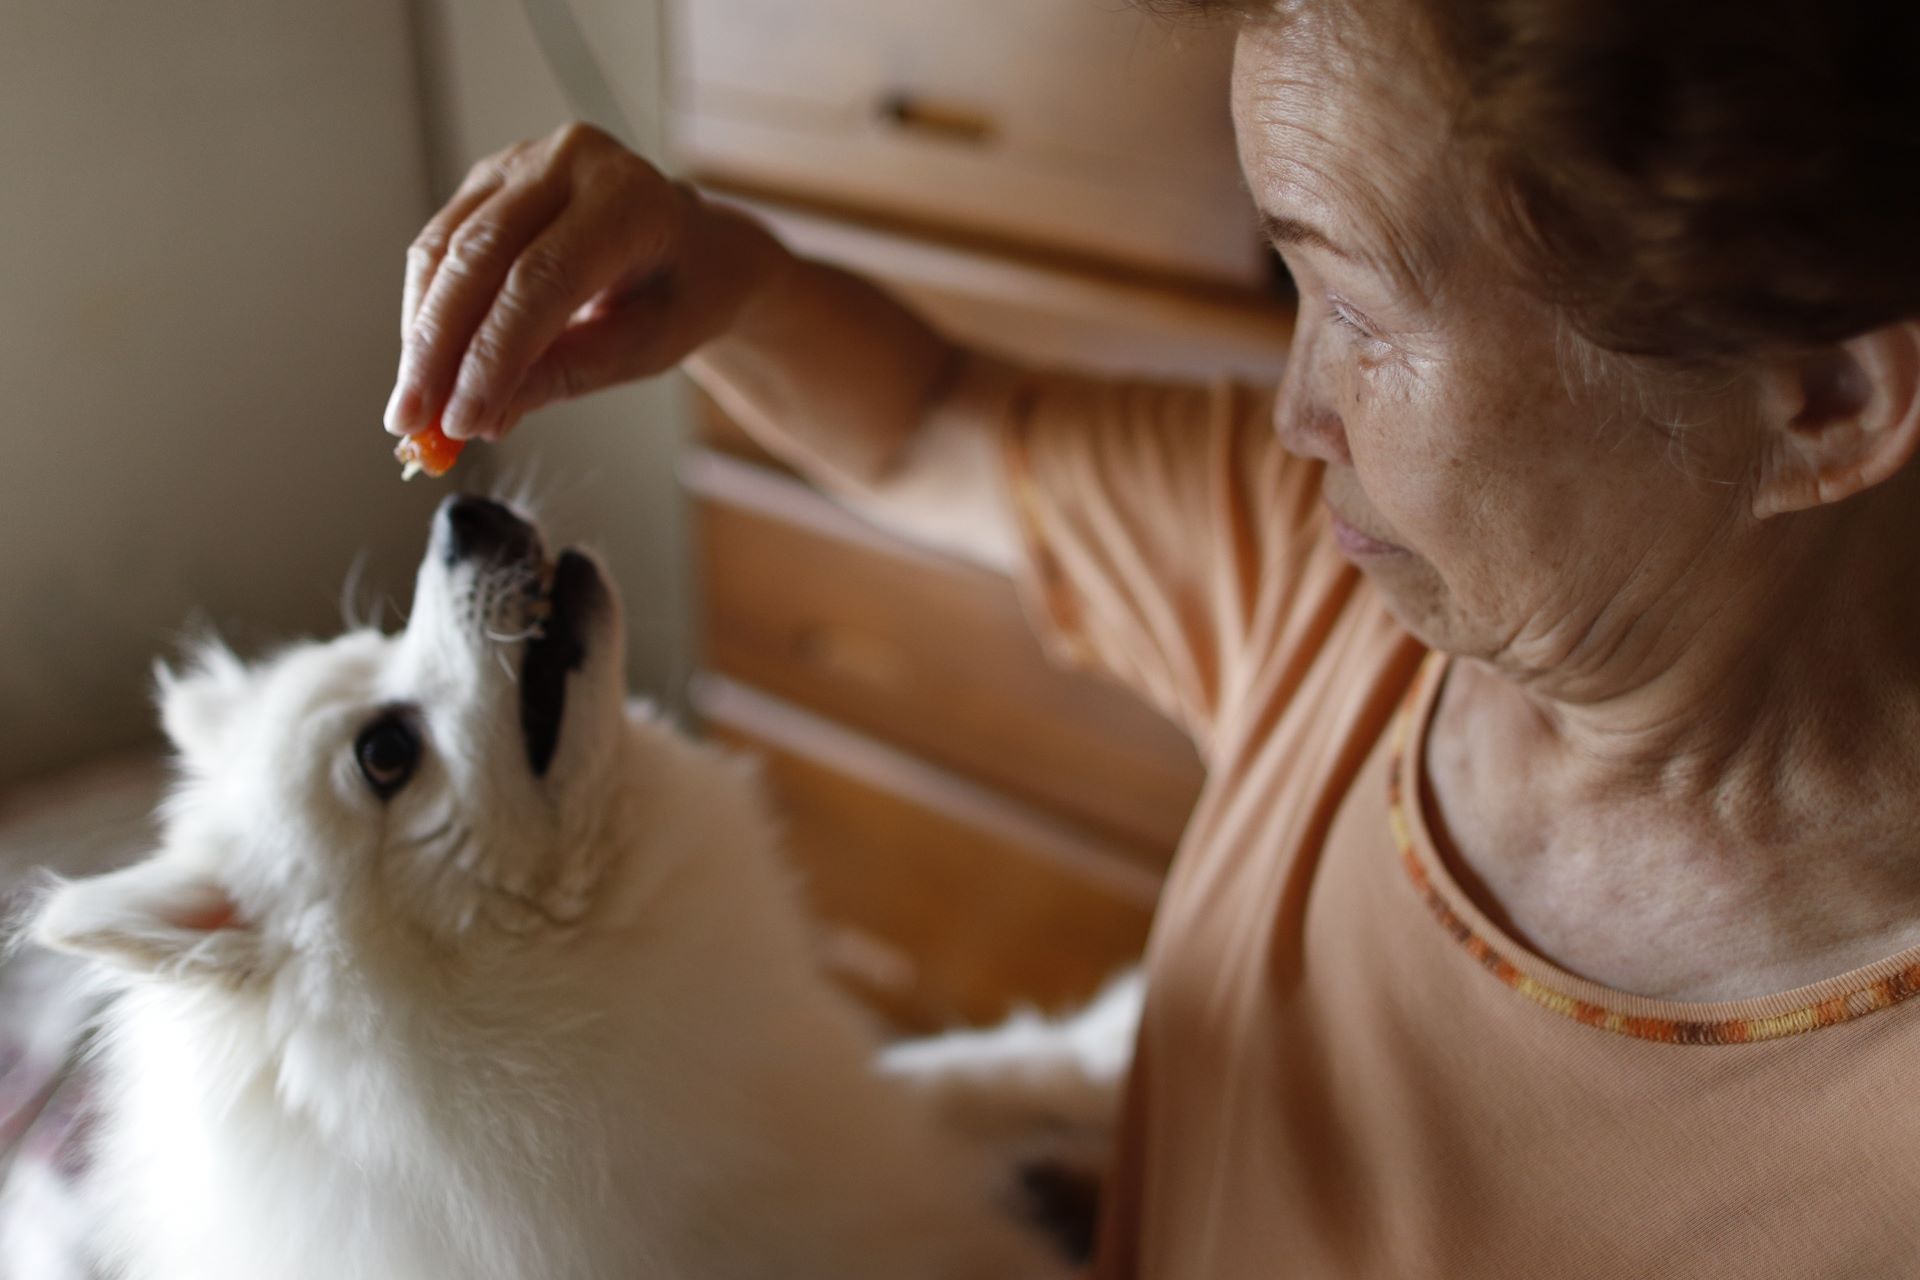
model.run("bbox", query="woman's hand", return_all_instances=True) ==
[389,121,1010,568]
[385,123,788,443]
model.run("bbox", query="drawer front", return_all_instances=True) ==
[668,0,1263,285]
[699,675,1157,1030]
[736,199,1294,386]
[686,447,1205,865]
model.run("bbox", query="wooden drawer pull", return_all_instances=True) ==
[876,91,998,147]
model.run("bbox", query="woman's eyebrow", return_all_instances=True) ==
[1260,203,1438,304]
[1258,211,1354,261]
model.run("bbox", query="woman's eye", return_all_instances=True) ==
[355,713,421,800]
[1326,298,1377,341]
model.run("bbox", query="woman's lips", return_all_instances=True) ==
[1325,502,1406,558]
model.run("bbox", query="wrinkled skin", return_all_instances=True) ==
[1234,7,1920,999]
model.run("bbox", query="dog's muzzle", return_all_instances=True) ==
[440,494,539,567]
[431,496,602,778]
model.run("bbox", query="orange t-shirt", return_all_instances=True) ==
[999,372,1920,1278]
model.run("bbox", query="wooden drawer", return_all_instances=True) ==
[733,198,1294,386]
[667,0,1263,286]
[698,675,1157,1030]
[685,447,1205,865]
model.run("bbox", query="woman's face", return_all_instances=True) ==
[1234,13,1760,680]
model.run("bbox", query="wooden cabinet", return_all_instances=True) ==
[668,0,1263,285]
[687,444,1204,861]
[668,1,1290,1030]
[686,439,1195,1030]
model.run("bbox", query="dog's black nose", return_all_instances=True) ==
[438,495,537,565]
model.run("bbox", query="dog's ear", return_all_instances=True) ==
[32,857,257,982]
[154,637,247,762]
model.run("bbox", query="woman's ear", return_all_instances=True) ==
[1753,319,1920,519]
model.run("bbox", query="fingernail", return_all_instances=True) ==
[383,383,418,436]
[441,393,479,440]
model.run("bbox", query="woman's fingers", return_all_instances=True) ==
[401,151,516,342]
[496,286,715,430]
[494,203,779,432]
[495,302,677,430]
[388,124,781,443]
[444,179,688,441]
[387,179,570,438]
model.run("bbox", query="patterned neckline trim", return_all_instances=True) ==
[1388,653,1920,1045]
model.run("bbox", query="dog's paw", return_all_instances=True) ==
[1014,1158,1104,1267]
[880,972,1142,1165]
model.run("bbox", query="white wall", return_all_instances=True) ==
[0,0,446,786]
[0,0,690,790]
[417,0,693,709]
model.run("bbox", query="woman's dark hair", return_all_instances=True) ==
[1175,1,1920,365]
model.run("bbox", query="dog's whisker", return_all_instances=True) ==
[338,549,373,632]
[443,831,478,873]
[489,457,546,522]
[394,813,459,850]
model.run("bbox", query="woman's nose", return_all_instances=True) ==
[1273,376,1355,467]
[1271,333,1355,466]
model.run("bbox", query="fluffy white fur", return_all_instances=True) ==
[28,499,1084,1280]
[881,972,1142,1172]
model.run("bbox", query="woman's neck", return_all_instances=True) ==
[1428,487,1920,1000]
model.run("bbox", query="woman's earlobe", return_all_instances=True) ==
[1752,321,1920,519]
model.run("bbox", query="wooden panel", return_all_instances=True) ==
[686,448,1205,864]
[667,0,1263,285]
[726,196,1294,386]
[697,675,1157,1030]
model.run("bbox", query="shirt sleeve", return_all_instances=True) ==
[997,368,1326,754]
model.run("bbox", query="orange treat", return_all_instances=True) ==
[394,421,466,480]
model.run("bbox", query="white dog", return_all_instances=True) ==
[23,496,1135,1280]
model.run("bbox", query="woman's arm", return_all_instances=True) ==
[387,123,1018,569]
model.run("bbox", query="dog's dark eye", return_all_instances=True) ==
[354,714,420,800]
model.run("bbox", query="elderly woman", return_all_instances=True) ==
[385,0,1920,1273]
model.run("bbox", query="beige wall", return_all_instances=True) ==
[0,0,689,789]
[0,0,443,786]
[417,0,693,710]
